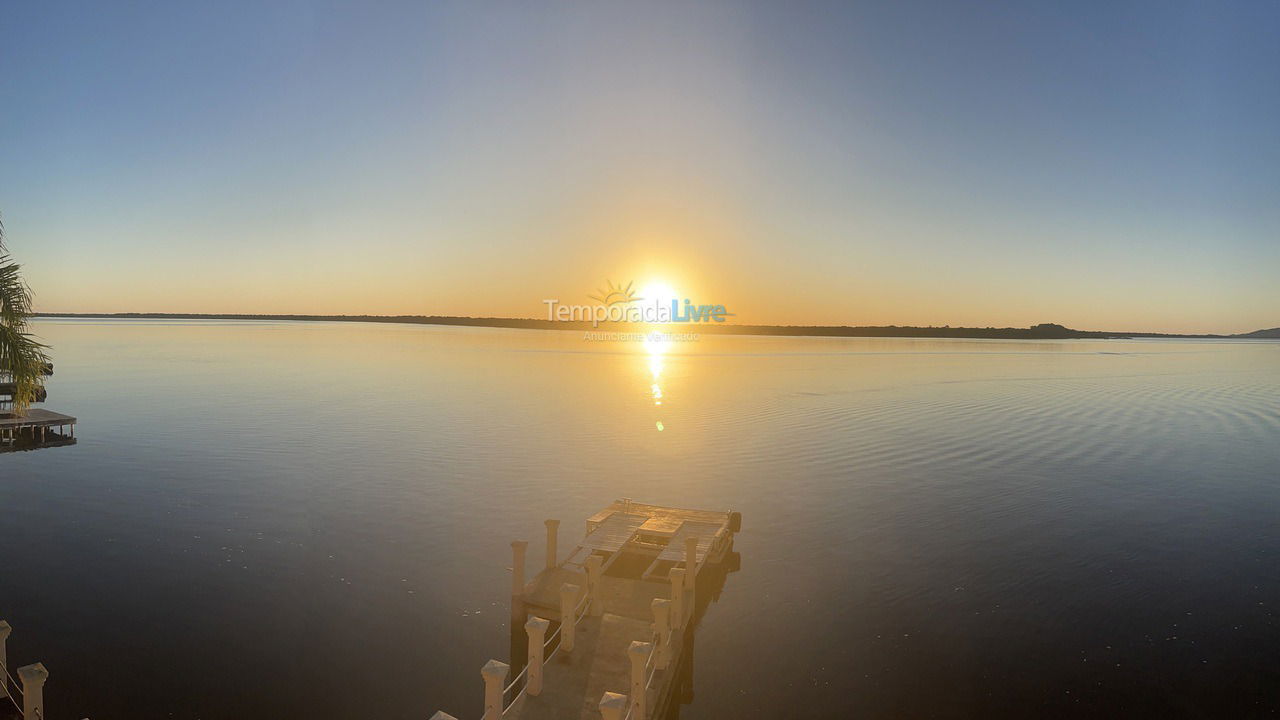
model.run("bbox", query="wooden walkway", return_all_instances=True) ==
[504,612,662,720]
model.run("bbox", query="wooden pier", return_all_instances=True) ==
[0,409,77,451]
[433,499,741,720]
[1,361,77,452]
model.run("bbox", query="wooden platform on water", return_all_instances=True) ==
[0,408,77,451]
[0,408,76,428]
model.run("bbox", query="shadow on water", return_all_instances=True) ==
[660,547,741,719]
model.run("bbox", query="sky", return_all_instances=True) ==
[1,0,1277,333]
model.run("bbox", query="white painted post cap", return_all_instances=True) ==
[599,692,628,711]
[17,663,48,685]
[481,659,510,680]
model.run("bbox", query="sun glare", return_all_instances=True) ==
[639,282,679,310]
[640,280,679,356]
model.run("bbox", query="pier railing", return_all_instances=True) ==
[0,620,52,720]
[492,575,594,716]
[443,545,604,720]
[607,566,685,720]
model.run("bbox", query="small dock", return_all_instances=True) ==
[0,409,77,451]
[1,362,77,452]
[432,499,741,720]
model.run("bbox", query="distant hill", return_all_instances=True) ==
[1234,327,1280,339]
[32,313,1272,341]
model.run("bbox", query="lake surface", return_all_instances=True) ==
[2,319,1278,718]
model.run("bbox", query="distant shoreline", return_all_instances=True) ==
[33,313,1280,340]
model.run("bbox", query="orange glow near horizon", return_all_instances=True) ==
[19,254,1274,336]
[16,235,1276,336]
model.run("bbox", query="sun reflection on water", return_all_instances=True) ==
[644,330,670,431]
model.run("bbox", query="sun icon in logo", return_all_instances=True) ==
[589,279,640,306]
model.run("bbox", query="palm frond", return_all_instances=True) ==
[0,218,50,415]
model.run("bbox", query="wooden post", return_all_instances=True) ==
[511,540,528,605]
[599,691,628,720]
[585,555,604,617]
[481,659,509,720]
[544,519,560,570]
[651,599,672,670]
[559,583,580,653]
[668,567,686,630]
[524,617,550,696]
[510,540,528,676]
[17,663,47,720]
[628,641,652,720]
[0,620,10,700]
[684,535,699,610]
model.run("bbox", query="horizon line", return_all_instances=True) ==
[31,312,1278,340]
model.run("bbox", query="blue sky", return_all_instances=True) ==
[1,1,1276,332]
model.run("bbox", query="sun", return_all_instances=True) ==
[639,281,679,310]
[639,280,679,356]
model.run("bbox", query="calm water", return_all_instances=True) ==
[2,319,1278,718]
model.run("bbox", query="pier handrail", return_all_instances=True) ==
[611,638,665,717]
[1,657,23,716]
[615,578,683,720]
[497,586,593,717]
[620,641,654,720]
[542,590,591,663]
[619,642,660,720]
[615,595,677,720]
[0,620,52,720]
[500,556,677,720]
[618,640,662,720]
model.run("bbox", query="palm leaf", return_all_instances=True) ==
[0,218,51,415]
